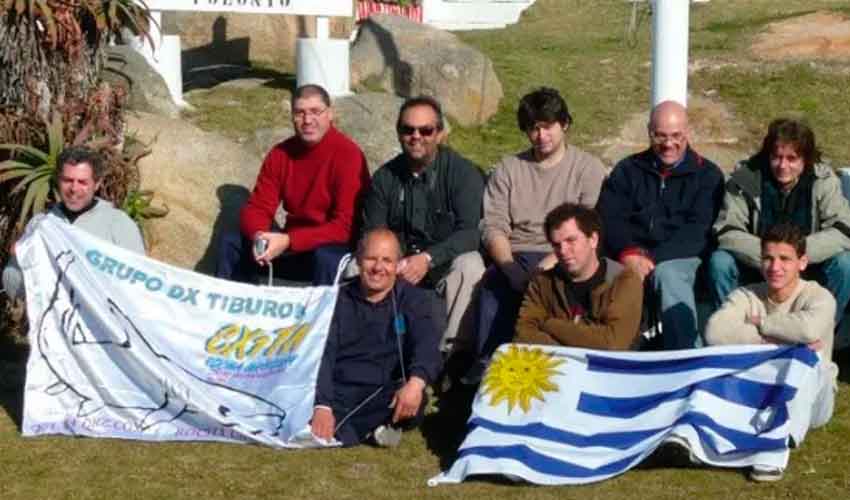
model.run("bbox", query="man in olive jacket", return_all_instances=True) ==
[362,96,486,354]
[709,118,850,328]
[514,203,643,349]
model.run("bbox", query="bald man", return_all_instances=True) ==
[596,101,724,349]
[311,228,442,447]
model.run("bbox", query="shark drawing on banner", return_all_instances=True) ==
[35,250,289,437]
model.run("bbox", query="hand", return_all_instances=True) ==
[500,261,530,293]
[536,253,558,272]
[391,376,425,424]
[399,253,430,285]
[746,313,762,327]
[621,254,654,280]
[807,339,823,352]
[254,232,290,265]
[310,406,335,441]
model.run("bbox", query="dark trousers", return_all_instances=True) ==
[331,382,427,447]
[475,252,547,360]
[216,230,349,286]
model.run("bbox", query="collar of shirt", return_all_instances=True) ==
[654,153,686,177]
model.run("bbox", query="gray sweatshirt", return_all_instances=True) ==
[2,198,144,300]
[481,146,605,253]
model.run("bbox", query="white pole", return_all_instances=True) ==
[316,16,330,40]
[650,0,690,108]
[296,15,351,96]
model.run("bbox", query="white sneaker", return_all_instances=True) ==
[373,425,402,448]
[749,465,784,482]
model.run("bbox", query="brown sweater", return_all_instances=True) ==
[514,258,644,350]
[481,147,606,253]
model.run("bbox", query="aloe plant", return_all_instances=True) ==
[0,114,64,230]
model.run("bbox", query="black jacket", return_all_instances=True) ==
[596,147,724,263]
[314,280,442,410]
[362,146,484,283]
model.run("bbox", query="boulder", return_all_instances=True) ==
[351,14,503,126]
[249,92,405,175]
[103,46,180,117]
[334,92,406,173]
[126,112,262,273]
[596,96,749,174]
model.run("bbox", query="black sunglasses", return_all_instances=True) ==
[397,124,438,137]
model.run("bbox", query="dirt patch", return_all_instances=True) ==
[751,11,850,61]
[593,95,751,173]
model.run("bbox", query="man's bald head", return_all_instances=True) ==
[357,228,402,261]
[356,228,402,300]
[648,100,690,167]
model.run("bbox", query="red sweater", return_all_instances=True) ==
[240,126,369,253]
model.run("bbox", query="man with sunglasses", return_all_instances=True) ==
[596,100,724,350]
[217,84,369,286]
[362,96,486,357]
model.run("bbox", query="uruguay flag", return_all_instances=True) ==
[429,343,820,486]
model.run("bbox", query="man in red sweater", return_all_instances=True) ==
[216,84,369,285]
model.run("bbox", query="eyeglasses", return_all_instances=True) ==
[292,107,329,120]
[397,124,438,137]
[650,132,686,145]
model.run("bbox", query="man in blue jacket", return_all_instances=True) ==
[596,101,724,349]
[310,228,442,446]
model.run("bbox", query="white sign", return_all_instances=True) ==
[18,215,340,448]
[143,0,352,17]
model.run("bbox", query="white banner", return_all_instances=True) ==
[142,0,353,17]
[430,343,820,485]
[17,215,339,448]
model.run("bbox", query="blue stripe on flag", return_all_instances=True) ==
[468,417,659,450]
[578,375,798,417]
[458,444,642,478]
[586,345,817,374]
[684,412,788,453]
[469,410,787,454]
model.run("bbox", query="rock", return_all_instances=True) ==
[351,14,503,126]
[751,11,850,61]
[334,92,406,173]
[126,112,262,273]
[594,96,749,174]
[248,92,406,175]
[250,126,294,162]
[103,46,180,117]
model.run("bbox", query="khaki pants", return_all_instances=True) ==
[436,251,486,353]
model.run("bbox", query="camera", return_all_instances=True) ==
[254,237,268,257]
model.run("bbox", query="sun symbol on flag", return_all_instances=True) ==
[481,345,564,414]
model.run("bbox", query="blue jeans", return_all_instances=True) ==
[709,248,850,325]
[474,252,547,360]
[707,250,761,309]
[215,230,349,286]
[650,257,702,350]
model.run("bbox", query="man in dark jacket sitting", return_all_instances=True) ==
[310,228,442,447]
[596,101,724,349]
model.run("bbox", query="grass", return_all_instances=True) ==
[1,379,848,499]
[4,1,850,498]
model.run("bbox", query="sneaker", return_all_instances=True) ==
[372,424,402,448]
[749,465,784,482]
